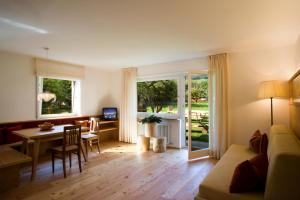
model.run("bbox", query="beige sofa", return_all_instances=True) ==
[195,125,300,200]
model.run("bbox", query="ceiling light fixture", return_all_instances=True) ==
[37,47,57,102]
[0,17,48,34]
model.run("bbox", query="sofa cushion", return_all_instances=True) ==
[267,124,293,157]
[199,144,264,200]
[265,131,300,200]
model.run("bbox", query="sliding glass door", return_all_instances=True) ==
[186,72,209,160]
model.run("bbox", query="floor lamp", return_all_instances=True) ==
[258,80,289,126]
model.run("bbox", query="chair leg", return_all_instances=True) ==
[85,140,88,158]
[97,139,101,154]
[62,155,66,178]
[78,149,82,173]
[89,141,93,151]
[80,143,87,162]
[52,152,55,173]
[69,152,72,168]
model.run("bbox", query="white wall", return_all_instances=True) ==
[137,57,208,76]
[295,35,300,70]
[109,69,122,110]
[0,52,36,122]
[228,45,296,145]
[0,51,114,123]
[81,67,113,116]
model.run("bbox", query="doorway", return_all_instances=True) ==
[185,72,209,159]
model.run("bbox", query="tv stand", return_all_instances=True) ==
[98,120,119,141]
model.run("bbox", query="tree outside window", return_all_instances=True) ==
[137,80,178,114]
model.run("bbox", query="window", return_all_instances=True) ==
[137,79,178,115]
[37,77,81,118]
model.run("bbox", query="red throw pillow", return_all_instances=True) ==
[249,130,269,154]
[230,160,260,193]
[250,153,268,188]
[6,125,23,144]
[230,154,269,193]
[249,130,261,153]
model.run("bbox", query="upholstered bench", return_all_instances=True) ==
[0,146,32,192]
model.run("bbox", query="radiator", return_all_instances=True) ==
[156,122,170,144]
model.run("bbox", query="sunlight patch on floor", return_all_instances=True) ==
[102,144,138,153]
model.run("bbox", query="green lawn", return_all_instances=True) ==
[188,102,208,111]
[146,102,209,113]
[186,119,209,143]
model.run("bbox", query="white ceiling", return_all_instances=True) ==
[0,0,300,69]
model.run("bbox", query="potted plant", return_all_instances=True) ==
[141,115,162,137]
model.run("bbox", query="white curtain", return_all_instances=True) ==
[120,67,138,143]
[208,53,229,159]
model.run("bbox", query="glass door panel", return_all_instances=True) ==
[186,72,209,159]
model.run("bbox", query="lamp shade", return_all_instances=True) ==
[258,80,289,99]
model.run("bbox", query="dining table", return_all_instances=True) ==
[13,124,88,180]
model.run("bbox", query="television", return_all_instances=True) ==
[102,107,118,120]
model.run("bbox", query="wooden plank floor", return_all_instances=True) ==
[0,142,216,200]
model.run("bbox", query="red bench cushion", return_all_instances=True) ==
[0,127,5,144]
[6,125,23,144]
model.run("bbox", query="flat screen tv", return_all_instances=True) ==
[102,107,118,120]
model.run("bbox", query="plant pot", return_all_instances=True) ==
[144,123,156,137]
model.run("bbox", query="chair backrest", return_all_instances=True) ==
[63,125,81,150]
[89,117,99,132]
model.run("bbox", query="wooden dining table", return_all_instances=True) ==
[13,124,88,180]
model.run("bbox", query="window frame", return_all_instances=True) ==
[36,76,81,119]
[137,73,184,119]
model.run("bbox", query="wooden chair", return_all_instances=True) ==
[80,117,101,156]
[51,125,82,178]
[81,133,100,157]
[89,117,99,134]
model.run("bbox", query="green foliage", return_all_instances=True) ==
[137,80,177,113]
[192,80,208,101]
[141,115,162,124]
[186,79,208,103]
[42,78,73,114]
[198,115,209,132]
[184,76,208,104]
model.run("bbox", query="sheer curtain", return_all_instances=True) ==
[119,67,138,143]
[208,53,229,159]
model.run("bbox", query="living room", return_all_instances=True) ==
[1,1,300,200]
